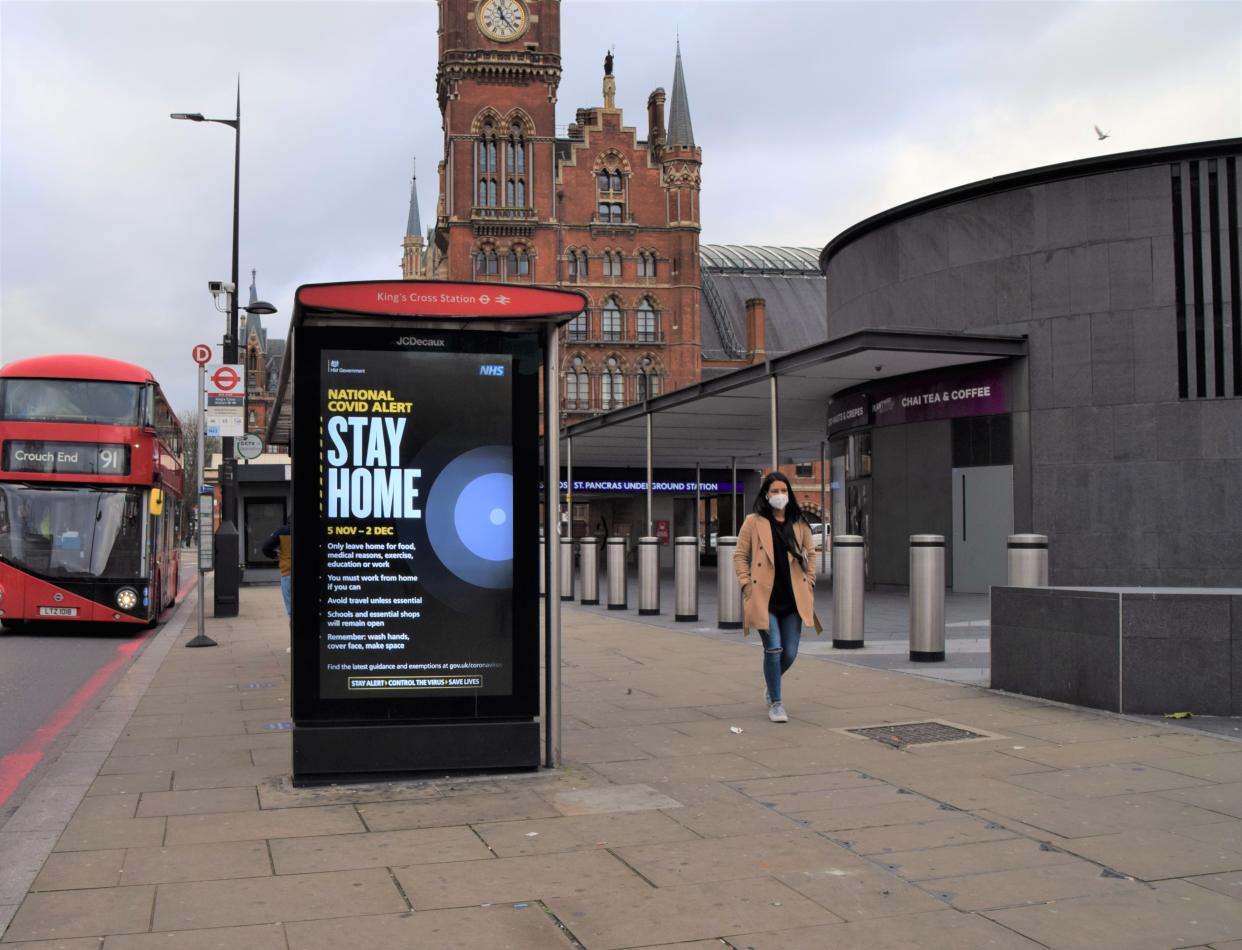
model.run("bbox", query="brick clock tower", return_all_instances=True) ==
[416,0,702,423]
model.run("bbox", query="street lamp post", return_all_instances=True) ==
[173,87,243,617]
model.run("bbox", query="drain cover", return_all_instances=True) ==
[847,721,985,748]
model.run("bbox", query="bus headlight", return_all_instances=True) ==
[115,587,139,611]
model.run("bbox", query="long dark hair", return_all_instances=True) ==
[752,472,805,554]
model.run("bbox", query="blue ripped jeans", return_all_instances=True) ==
[759,611,803,704]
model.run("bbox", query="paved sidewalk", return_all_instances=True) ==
[3,585,1242,949]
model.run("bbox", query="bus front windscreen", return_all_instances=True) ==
[0,485,144,578]
[0,379,144,425]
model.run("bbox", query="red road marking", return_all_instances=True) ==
[0,627,157,808]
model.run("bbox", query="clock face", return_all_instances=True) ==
[477,0,529,42]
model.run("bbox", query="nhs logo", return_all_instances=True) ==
[478,364,506,377]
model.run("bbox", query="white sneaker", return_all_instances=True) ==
[768,702,788,723]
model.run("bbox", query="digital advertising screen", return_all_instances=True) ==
[292,323,540,722]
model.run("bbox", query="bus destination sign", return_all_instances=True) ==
[3,441,131,476]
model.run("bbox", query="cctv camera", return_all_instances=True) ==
[207,280,236,295]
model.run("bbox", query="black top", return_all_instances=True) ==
[766,514,796,616]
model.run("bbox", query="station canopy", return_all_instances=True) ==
[552,328,1027,470]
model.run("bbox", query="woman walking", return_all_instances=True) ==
[734,473,820,722]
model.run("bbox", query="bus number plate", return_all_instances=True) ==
[39,606,78,617]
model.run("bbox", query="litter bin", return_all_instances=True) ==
[909,534,945,662]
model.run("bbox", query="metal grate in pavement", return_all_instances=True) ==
[846,721,985,748]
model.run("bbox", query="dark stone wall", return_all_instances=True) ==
[992,587,1242,715]
[825,149,1242,587]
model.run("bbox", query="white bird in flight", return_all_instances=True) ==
[1094,125,1111,140]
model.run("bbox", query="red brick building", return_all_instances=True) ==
[406,0,703,424]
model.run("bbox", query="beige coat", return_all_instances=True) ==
[733,513,822,636]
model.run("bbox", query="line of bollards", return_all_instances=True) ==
[542,533,1047,665]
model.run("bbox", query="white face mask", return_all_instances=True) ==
[768,493,789,511]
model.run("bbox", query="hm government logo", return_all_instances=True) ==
[327,359,366,375]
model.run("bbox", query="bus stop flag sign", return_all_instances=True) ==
[203,364,244,437]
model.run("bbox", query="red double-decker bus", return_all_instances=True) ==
[0,355,185,628]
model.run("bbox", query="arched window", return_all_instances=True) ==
[637,355,660,400]
[602,297,622,341]
[507,246,529,277]
[638,252,656,278]
[505,120,527,207]
[636,299,657,341]
[565,355,588,409]
[601,356,623,410]
[578,251,588,277]
[477,118,499,208]
[567,251,578,281]
[567,311,587,342]
[596,164,626,223]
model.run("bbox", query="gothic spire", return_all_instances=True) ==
[666,40,695,148]
[406,158,423,239]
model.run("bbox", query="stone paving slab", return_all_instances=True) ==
[3,885,155,942]
[150,868,407,931]
[283,905,576,950]
[163,804,364,845]
[270,825,492,874]
[616,829,864,887]
[105,923,288,950]
[877,836,1080,881]
[926,861,1150,911]
[30,849,125,891]
[134,787,258,817]
[1056,827,1242,881]
[731,908,1046,949]
[119,840,272,885]
[828,815,1019,855]
[546,877,841,948]
[472,809,700,857]
[356,789,561,831]
[394,849,652,910]
[983,879,1242,950]
[773,864,946,921]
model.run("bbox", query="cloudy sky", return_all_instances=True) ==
[2,0,1238,414]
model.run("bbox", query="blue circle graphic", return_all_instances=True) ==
[455,473,512,561]
[425,445,513,589]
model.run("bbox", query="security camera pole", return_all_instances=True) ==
[172,84,243,617]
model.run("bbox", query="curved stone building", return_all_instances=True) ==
[820,138,1242,588]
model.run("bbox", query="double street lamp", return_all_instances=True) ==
[172,88,264,618]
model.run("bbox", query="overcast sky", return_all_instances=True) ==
[2,0,1238,414]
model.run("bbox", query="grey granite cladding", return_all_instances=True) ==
[992,586,1242,715]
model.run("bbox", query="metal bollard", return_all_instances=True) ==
[1008,534,1049,587]
[638,537,660,615]
[606,537,627,609]
[674,536,698,621]
[559,536,575,602]
[832,535,865,648]
[716,536,741,629]
[539,536,545,598]
[579,538,600,605]
[909,534,945,661]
